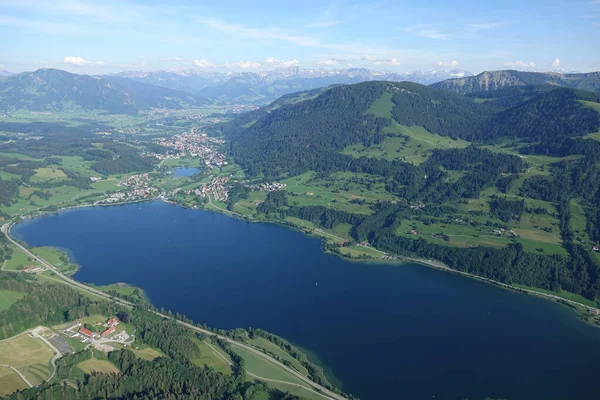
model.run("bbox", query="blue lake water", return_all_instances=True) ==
[13,201,600,400]
[174,167,200,177]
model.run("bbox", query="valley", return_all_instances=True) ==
[2,68,600,400]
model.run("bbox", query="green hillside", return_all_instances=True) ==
[224,80,600,303]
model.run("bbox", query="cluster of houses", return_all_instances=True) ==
[491,228,518,236]
[63,317,121,342]
[593,246,599,252]
[156,131,227,167]
[186,177,230,202]
[410,203,426,210]
[249,182,287,192]
[99,174,160,204]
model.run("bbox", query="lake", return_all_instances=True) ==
[13,201,600,400]
[173,167,200,177]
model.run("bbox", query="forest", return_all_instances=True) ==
[0,272,309,400]
[223,80,600,302]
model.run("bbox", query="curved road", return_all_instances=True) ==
[1,223,348,400]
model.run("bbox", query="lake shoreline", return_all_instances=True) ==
[9,199,600,400]
[9,196,600,323]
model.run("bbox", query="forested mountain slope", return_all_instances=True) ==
[225,80,600,302]
[0,69,205,114]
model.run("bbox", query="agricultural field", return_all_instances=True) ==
[190,337,232,374]
[29,167,67,183]
[282,171,393,215]
[29,246,78,274]
[344,119,469,166]
[0,366,29,396]
[233,346,327,400]
[0,289,26,311]
[116,344,164,361]
[76,359,120,375]
[0,333,55,386]
[3,245,42,271]
[247,336,309,377]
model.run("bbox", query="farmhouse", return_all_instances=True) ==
[79,328,93,338]
[101,326,115,337]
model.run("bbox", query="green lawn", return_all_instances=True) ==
[0,289,26,311]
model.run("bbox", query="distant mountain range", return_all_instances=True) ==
[2,67,600,114]
[0,68,205,114]
[0,70,13,77]
[432,70,600,94]
[113,67,472,104]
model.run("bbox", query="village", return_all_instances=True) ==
[185,176,230,202]
[155,129,227,168]
[248,182,287,192]
[100,173,161,204]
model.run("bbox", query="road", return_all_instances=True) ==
[30,327,62,383]
[1,223,348,400]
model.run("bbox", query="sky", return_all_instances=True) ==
[1,0,599,75]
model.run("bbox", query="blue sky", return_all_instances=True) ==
[1,0,599,74]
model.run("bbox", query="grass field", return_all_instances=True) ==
[30,246,77,275]
[29,167,67,183]
[234,346,327,400]
[0,289,26,311]
[190,337,232,374]
[0,367,29,397]
[77,359,120,374]
[3,245,42,271]
[247,337,309,377]
[94,282,145,299]
[282,171,393,215]
[120,344,164,361]
[0,333,55,386]
[343,121,469,165]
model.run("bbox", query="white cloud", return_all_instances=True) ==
[553,57,561,67]
[173,57,185,62]
[264,57,300,67]
[63,55,87,66]
[222,60,262,69]
[504,60,536,69]
[316,59,339,66]
[0,64,6,70]
[405,25,450,40]
[362,56,400,66]
[435,60,459,67]
[193,59,215,67]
